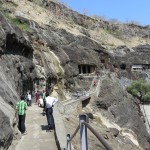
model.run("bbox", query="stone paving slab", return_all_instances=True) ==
[15,103,58,150]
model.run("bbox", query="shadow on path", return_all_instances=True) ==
[41,125,48,130]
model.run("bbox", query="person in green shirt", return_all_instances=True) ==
[16,95,28,135]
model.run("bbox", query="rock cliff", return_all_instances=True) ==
[0,0,150,149]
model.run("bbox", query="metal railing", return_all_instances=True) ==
[67,114,113,150]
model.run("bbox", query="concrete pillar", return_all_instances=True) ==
[80,114,88,150]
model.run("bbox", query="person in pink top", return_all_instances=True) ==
[93,80,96,87]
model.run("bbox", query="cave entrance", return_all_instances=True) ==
[131,64,150,71]
[101,59,105,63]
[120,63,126,70]
[22,78,33,95]
[6,33,33,58]
[131,64,142,71]
[78,64,96,74]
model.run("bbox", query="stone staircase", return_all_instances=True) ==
[88,76,101,97]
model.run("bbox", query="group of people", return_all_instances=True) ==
[75,89,88,98]
[16,90,58,135]
[24,90,45,107]
[35,90,47,111]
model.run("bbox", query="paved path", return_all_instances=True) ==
[141,104,150,134]
[15,103,58,150]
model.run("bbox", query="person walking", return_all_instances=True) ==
[45,91,58,131]
[16,95,28,135]
[83,89,87,96]
[93,80,96,87]
[76,91,80,99]
[27,92,32,106]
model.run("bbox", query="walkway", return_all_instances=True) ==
[15,103,58,150]
[141,104,150,134]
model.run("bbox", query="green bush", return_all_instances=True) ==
[127,80,150,103]
[143,92,150,102]
[12,18,28,29]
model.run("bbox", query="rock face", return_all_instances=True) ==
[0,12,40,149]
[94,75,150,149]
[0,0,150,149]
[0,65,18,150]
[111,45,150,76]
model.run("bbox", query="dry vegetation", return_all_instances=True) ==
[2,0,150,50]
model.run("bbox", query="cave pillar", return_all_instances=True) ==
[86,66,88,74]
[81,66,83,74]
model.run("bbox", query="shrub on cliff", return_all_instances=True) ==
[127,79,150,103]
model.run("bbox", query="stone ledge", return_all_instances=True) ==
[53,104,67,150]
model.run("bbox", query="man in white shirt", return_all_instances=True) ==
[45,91,58,131]
[27,92,32,106]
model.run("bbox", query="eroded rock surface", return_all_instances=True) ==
[0,0,150,150]
[94,75,150,149]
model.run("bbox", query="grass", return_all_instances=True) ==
[10,17,29,31]
[0,6,30,31]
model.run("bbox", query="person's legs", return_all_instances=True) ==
[51,115,54,129]
[29,100,32,106]
[21,114,26,133]
[18,115,22,132]
[37,98,39,105]
[46,108,50,126]
[49,112,54,129]
[43,101,46,112]
[27,100,29,106]
[46,108,53,129]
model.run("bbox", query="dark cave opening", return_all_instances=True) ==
[78,64,96,74]
[22,78,33,95]
[5,33,33,58]
[120,63,126,70]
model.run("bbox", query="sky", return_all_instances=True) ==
[60,0,150,26]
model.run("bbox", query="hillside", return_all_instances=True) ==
[0,0,150,149]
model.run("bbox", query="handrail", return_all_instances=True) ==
[67,114,113,150]
[67,124,80,143]
[82,122,113,150]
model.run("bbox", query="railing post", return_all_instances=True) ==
[79,114,88,150]
[67,134,71,150]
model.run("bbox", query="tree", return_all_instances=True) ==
[126,80,150,103]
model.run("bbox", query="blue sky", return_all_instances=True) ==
[60,0,150,26]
